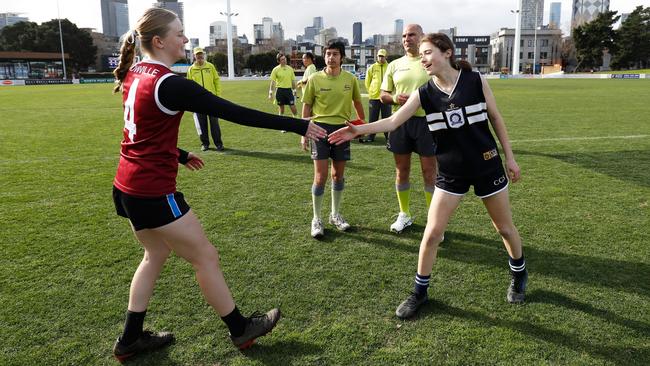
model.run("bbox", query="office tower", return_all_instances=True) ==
[549,2,561,28]
[572,0,610,28]
[394,19,403,35]
[521,0,544,29]
[101,0,129,37]
[353,22,362,45]
[313,16,323,30]
[153,1,184,24]
[0,12,29,30]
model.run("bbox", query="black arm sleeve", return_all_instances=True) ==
[177,148,189,164]
[158,75,309,136]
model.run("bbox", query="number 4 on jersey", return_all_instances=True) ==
[123,78,140,141]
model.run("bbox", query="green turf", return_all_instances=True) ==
[1,79,649,365]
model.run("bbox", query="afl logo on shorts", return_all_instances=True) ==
[445,109,465,128]
[493,175,507,186]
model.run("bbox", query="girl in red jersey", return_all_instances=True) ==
[329,33,527,319]
[110,8,326,362]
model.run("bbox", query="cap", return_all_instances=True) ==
[377,49,387,57]
[193,47,205,55]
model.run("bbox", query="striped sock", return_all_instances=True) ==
[509,255,526,278]
[414,273,430,299]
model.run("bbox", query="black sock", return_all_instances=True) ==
[414,273,430,299]
[120,310,146,345]
[509,255,526,278]
[221,306,247,337]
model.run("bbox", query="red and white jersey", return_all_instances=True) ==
[113,60,184,197]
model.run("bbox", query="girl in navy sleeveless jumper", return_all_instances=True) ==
[329,33,528,319]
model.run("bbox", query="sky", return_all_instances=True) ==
[2,0,647,47]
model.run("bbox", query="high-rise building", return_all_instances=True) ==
[318,27,338,46]
[101,0,129,38]
[439,27,458,38]
[572,0,610,28]
[353,22,362,45]
[209,21,237,45]
[153,1,184,24]
[549,2,561,28]
[521,0,544,29]
[253,24,264,42]
[394,19,403,35]
[373,34,385,47]
[0,12,29,30]
[313,17,323,30]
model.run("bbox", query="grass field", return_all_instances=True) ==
[1,79,649,365]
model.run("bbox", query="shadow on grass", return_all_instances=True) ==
[355,228,649,298]
[119,347,178,365]
[515,149,650,188]
[417,299,649,365]
[441,232,650,298]
[528,289,650,336]
[243,339,323,365]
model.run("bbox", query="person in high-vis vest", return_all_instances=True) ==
[362,48,391,143]
[187,47,224,151]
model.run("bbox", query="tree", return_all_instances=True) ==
[245,51,279,73]
[0,18,96,73]
[0,21,40,51]
[208,52,228,73]
[38,19,97,71]
[572,10,619,71]
[612,6,650,70]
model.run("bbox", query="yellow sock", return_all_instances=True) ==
[396,184,411,216]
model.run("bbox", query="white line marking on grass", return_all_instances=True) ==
[510,135,649,143]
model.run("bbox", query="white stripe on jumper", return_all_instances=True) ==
[428,122,447,131]
[467,113,488,124]
[426,112,444,122]
[465,102,486,114]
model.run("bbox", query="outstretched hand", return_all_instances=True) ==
[328,122,359,145]
[183,152,205,171]
[304,121,328,142]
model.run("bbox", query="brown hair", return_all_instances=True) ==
[113,8,178,93]
[420,33,473,72]
[276,53,286,63]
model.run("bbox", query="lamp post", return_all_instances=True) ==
[532,0,539,75]
[510,1,522,75]
[56,0,67,79]
[220,0,238,79]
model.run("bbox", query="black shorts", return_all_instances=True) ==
[310,123,351,161]
[113,186,190,231]
[275,87,295,106]
[387,116,435,156]
[435,166,509,198]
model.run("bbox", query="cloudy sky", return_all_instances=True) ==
[2,0,646,46]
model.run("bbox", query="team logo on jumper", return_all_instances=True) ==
[483,148,498,160]
[445,108,465,128]
[320,88,332,92]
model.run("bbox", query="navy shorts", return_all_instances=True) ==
[387,116,435,156]
[436,166,509,198]
[310,123,351,161]
[275,88,295,106]
[113,186,190,231]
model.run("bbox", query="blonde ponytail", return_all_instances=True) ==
[112,7,179,94]
[113,30,137,93]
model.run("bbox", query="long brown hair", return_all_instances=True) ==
[420,33,473,72]
[113,8,178,93]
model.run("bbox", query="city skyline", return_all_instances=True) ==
[1,0,644,47]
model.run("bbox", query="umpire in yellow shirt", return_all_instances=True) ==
[268,53,298,118]
[362,48,391,143]
[187,47,224,151]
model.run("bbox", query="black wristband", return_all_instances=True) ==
[178,148,190,164]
